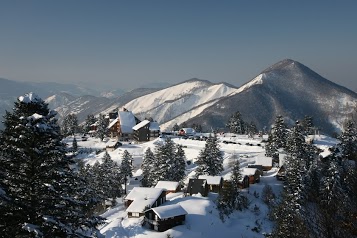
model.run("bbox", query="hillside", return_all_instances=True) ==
[183,59,357,135]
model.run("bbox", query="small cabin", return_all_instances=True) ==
[198,175,223,193]
[155,181,181,194]
[105,140,122,151]
[186,179,209,197]
[240,168,261,184]
[125,187,166,218]
[238,175,250,189]
[144,204,187,232]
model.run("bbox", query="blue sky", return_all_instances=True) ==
[0,0,356,91]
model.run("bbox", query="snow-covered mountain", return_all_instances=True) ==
[119,79,239,129]
[49,88,162,124]
[2,59,356,134]
[184,59,357,134]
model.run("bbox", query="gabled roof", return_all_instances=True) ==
[118,111,136,134]
[240,168,259,176]
[155,181,179,191]
[198,175,222,185]
[150,204,187,219]
[132,120,150,131]
[125,187,164,213]
[107,118,119,129]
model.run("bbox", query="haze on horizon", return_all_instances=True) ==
[0,0,356,92]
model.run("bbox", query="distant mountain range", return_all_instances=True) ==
[1,59,356,134]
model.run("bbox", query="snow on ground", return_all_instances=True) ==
[71,133,337,238]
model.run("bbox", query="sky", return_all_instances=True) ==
[0,0,356,92]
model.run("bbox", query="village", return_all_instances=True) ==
[67,107,335,238]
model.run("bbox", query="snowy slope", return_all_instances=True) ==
[123,79,238,124]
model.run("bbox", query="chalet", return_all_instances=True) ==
[155,181,181,194]
[144,204,187,232]
[108,110,139,140]
[198,175,223,193]
[240,168,261,184]
[186,179,209,197]
[133,120,161,142]
[125,187,166,218]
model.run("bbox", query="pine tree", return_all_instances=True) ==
[196,135,223,176]
[141,148,155,187]
[121,150,133,194]
[151,137,177,184]
[172,144,186,182]
[83,114,96,134]
[301,115,314,135]
[72,137,78,152]
[226,111,246,134]
[0,92,103,237]
[172,123,180,132]
[217,159,246,221]
[265,115,288,162]
[338,120,357,161]
[61,113,79,136]
[96,114,109,141]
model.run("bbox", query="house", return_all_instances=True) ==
[178,128,195,136]
[155,181,181,194]
[108,109,138,140]
[144,204,187,232]
[249,157,273,171]
[132,120,160,142]
[124,187,166,218]
[238,175,250,189]
[186,179,209,197]
[105,140,122,151]
[198,175,223,193]
[240,168,261,184]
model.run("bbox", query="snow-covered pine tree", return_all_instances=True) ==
[96,114,109,141]
[120,150,133,194]
[195,135,223,176]
[226,111,246,134]
[83,114,96,134]
[0,92,103,237]
[151,137,176,184]
[338,120,357,161]
[217,159,244,221]
[141,147,155,187]
[100,151,123,202]
[172,144,186,182]
[265,115,288,163]
[301,115,314,135]
[61,113,79,137]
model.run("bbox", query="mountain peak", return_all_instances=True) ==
[262,58,302,74]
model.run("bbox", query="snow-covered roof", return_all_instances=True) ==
[151,204,187,219]
[118,111,136,134]
[132,120,150,131]
[149,122,160,131]
[198,175,222,185]
[125,187,164,213]
[240,168,258,176]
[155,181,179,191]
[18,92,41,103]
[252,157,272,167]
[107,118,119,129]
